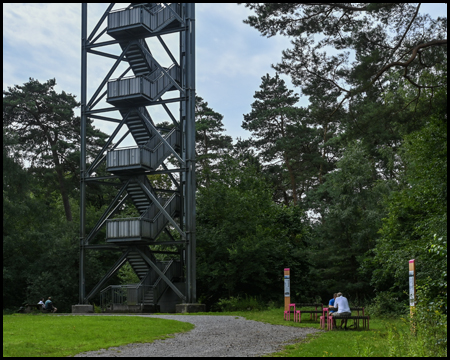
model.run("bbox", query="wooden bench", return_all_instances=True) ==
[320,307,368,330]
[25,304,54,313]
[329,312,370,330]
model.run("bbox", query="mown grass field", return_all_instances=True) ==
[3,314,193,357]
[4,308,415,357]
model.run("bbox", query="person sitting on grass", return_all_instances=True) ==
[45,296,57,313]
[332,292,351,330]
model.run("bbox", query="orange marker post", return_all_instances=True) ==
[409,259,416,332]
[284,268,290,312]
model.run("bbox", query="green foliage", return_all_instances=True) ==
[371,99,447,302]
[196,156,311,308]
[410,283,447,356]
[385,311,447,357]
[195,96,233,188]
[363,291,407,318]
[2,142,119,311]
[242,73,312,205]
[213,295,265,312]
[306,142,389,301]
[3,78,107,222]
[243,3,447,109]
[117,263,140,285]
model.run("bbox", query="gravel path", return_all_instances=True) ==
[73,314,321,357]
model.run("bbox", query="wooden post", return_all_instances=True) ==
[409,259,416,332]
[284,268,290,312]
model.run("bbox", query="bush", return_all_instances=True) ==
[212,295,265,312]
[383,285,447,357]
[364,291,407,317]
[93,303,102,314]
[386,313,447,357]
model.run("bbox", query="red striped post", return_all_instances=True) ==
[409,259,416,332]
[284,268,290,312]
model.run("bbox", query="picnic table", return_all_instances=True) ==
[294,303,323,322]
[283,303,323,322]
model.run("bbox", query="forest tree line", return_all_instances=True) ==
[3,3,446,350]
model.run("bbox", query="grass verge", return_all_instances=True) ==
[168,307,411,357]
[3,313,194,357]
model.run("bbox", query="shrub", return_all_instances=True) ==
[364,291,406,317]
[212,295,265,312]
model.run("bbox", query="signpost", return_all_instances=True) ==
[409,259,416,309]
[409,259,416,332]
[284,268,290,312]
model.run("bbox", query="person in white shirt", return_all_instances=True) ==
[38,297,45,310]
[332,292,351,329]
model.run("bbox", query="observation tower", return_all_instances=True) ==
[75,3,200,313]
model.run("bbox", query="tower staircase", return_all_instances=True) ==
[100,247,182,310]
[106,175,180,243]
[98,3,185,312]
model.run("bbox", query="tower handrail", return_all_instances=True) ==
[108,4,181,32]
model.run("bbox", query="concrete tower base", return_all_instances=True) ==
[72,304,94,313]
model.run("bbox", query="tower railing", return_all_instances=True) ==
[100,259,181,310]
[107,64,180,103]
[106,194,180,241]
[108,4,182,33]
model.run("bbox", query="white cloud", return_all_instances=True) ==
[6,3,443,142]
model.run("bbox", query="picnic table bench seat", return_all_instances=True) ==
[319,307,369,330]
[329,312,370,330]
[21,304,50,313]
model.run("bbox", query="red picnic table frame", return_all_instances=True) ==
[284,303,323,322]
[294,303,323,323]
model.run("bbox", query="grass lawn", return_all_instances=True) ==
[268,317,399,357]
[4,308,413,357]
[3,313,194,357]
[172,307,409,357]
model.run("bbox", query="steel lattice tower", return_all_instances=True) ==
[79,3,196,311]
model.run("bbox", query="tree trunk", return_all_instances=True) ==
[281,116,298,206]
[56,166,73,222]
[319,122,328,184]
[50,144,73,222]
[285,155,298,206]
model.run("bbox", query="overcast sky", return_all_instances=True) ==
[3,3,446,144]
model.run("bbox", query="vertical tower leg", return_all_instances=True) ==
[79,2,87,305]
[185,2,196,305]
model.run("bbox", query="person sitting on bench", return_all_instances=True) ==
[328,293,337,315]
[38,297,45,310]
[44,296,57,313]
[333,292,351,329]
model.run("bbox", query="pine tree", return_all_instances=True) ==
[243,73,309,205]
[3,78,107,221]
[243,3,447,114]
[195,96,233,188]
